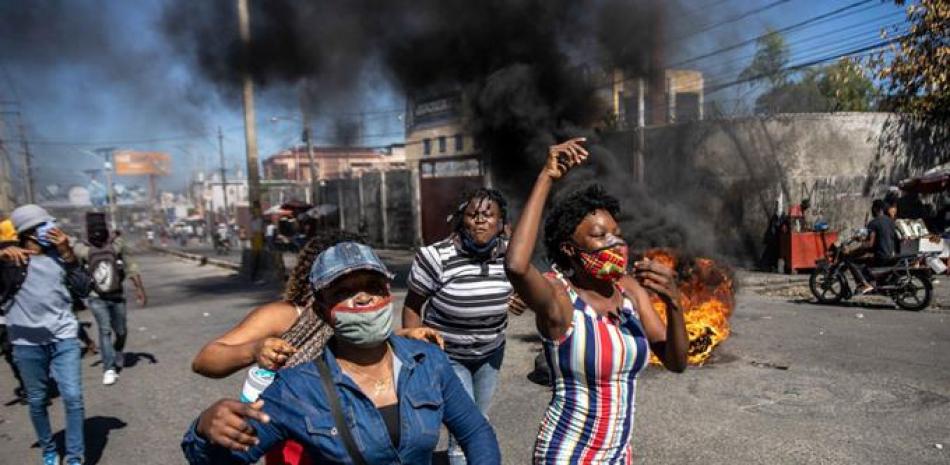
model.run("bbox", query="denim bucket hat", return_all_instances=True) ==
[309,241,394,292]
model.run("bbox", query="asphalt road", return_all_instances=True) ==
[0,253,948,464]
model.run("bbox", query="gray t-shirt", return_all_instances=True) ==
[4,255,78,345]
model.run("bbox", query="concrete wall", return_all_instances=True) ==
[616,112,940,264]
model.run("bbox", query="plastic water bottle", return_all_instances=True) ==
[240,365,276,403]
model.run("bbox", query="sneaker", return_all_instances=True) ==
[42,452,59,465]
[102,369,118,386]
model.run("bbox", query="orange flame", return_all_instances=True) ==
[644,249,735,366]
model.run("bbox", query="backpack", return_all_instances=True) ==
[86,241,126,297]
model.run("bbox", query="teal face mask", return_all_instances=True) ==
[329,297,394,348]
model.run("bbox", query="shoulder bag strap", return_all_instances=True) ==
[314,357,368,465]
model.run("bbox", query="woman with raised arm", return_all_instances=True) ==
[505,138,688,464]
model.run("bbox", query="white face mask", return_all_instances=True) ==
[329,297,394,348]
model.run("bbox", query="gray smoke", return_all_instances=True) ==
[0,1,209,134]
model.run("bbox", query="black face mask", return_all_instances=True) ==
[459,228,502,261]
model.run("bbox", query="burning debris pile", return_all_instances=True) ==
[644,249,735,366]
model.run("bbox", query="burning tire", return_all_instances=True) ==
[892,274,932,311]
[809,269,847,304]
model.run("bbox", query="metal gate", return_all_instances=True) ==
[419,155,485,244]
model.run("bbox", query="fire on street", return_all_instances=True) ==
[0,252,947,465]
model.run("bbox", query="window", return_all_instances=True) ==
[423,138,431,156]
[454,134,463,152]
[438,136,446,153]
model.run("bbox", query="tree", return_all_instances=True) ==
[740,29,790,88]
[753,68,825,113]
[752,60,875,114]
[873,0,949,118]
[817,59,877,111]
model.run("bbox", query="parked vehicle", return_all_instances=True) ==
[809,234,941,311]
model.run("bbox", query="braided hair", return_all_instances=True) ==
[449,187,509,233]
[281,230,365,367]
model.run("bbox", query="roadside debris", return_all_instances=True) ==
[750,360,789,370]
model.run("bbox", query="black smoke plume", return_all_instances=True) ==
[163,0,724,259]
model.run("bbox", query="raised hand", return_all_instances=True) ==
[545,137,589,180]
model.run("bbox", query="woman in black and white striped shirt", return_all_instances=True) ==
[402,188,513,465]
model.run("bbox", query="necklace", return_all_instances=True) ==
[337,356,392,398]
[370,378,389,397]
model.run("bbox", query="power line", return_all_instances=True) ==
[698,11,903,81]
[700,23,906,86]
[19,125,248,147]
[672,0,792,43]
[586,0,889,98]
[669,0,877,68]
[705,36,902,95]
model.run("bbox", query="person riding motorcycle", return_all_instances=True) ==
[845,199,900,294]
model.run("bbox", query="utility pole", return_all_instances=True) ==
[15,114,34,203]
[237,0,265,275]
[95,147,118,230]
[635,77,645,184]
[300,97,319,205]
[218,126,230,223]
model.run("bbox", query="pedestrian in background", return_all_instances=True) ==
[0,205,92,465]
[402,188,513,465]
[74,212,147,386]
[0,218,26,403]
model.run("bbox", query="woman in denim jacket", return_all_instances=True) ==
[181,241,501,465]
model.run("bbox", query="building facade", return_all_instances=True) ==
[263,145,407,182]
[594,68,705,128]
[190,172,249,218]
[404,91,481,178]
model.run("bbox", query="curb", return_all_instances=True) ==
[149,246,241,271]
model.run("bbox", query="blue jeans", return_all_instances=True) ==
[13,338,85,462]
[88,297,127,371]
[447,347,504,465]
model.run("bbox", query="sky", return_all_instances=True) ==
[0,0,907,197]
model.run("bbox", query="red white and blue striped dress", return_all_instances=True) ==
[533,273,650,464]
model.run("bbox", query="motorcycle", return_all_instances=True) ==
[809,233,942,311]
[212,233,232,255]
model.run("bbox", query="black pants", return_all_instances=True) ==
[0,324,24,391]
